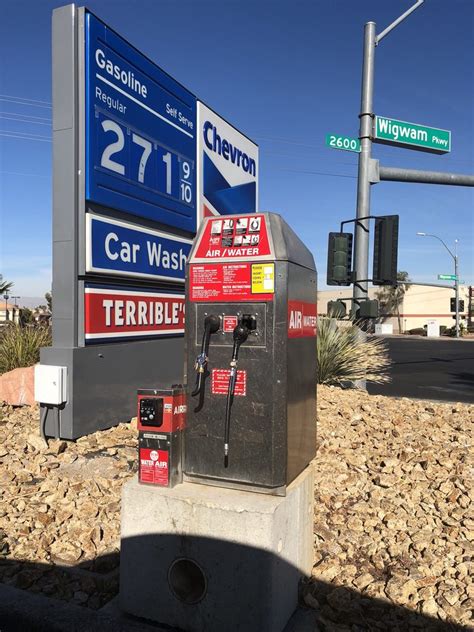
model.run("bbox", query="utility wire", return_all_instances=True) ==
[0,97,51,110]
[0,129,51,139]
[0,93,51,106]
[0,111,51,121]
[278,168,357,179]
[0,131,52,143]
[0,171,49,178]
[0,115,51,126]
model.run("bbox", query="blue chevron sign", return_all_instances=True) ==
[197,102,259,222]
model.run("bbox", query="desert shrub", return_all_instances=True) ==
[408,328,426,336]
[0,323,52,374]
[317,317,391,385]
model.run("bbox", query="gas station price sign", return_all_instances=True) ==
[85,13,197,232]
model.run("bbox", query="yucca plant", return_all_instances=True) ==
[317,317,391,385]
[0,323,52,375]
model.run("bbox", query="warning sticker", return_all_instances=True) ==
[252,263,274,294]
[223,315,238,332]
[211,369,247,396]
[190,263,274,302]
[139,448,169,485]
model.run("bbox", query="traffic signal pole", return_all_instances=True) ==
[353,2,426,316]
[352,22,376,316]
[455,244,460,338]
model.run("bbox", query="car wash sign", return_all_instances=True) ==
[85,13,197,232]
[86,214,192,282]
[197,102,258,221]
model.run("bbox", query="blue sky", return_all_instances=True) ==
[0,0,473,299]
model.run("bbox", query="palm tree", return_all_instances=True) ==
[375,271,411,334]
[0,280,13,294]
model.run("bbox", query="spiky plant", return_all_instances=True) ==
[0,323,51,375]
[317,317,391,385]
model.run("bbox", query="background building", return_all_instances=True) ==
[317,285,471,333]
[0,302,21,325]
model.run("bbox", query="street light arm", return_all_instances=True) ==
[376,0,424,45]
[423,233,456,260]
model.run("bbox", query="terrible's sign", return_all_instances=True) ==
[84,284,185,343]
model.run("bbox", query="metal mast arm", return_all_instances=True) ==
[376,0,425,45]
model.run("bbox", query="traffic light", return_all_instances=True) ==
[327,232,352,286]
[327,300,347,319]
[358,300,379,319]
[451,298,465,312]
[372,215,399,286]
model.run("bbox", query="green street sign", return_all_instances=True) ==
[438,274,457,281]
[326,134,360,153]
[373,116,451,154]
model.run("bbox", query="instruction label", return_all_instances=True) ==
[190,263,274,302]
[251,263,274,294]
[211,369,247,396]
[139,448,169,485]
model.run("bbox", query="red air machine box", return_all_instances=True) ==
[137,387,185,487]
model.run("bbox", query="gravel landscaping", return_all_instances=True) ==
[0,387,472,629]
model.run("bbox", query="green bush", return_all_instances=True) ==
[408,328,426,336]
[0,323,52,375]
[317,317,391,385]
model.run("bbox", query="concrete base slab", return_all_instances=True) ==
[120,466,314,632]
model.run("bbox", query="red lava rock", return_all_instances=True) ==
[0,366,36,406]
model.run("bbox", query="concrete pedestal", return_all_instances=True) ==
[120,466,314,632]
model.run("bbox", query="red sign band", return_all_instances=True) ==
[85,285,185,342]
[288,301,317,338]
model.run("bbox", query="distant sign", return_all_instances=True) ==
[325,134,360,153]
[85,13,197,232]
[86,214,192,282]
[84,284,185,343]
[197,102,258,222]
[373,116,451,154]
[438,274,457,281]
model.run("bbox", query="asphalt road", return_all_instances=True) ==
[367,337,474,404]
